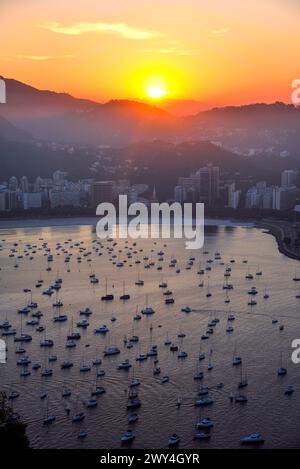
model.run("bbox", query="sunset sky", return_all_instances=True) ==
[0,0,299,105]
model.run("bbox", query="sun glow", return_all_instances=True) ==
[146,85,168,99]
[144,75,169,100]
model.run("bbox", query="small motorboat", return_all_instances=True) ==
[194,432,211,440]
[101,294,114,301]
[196,418,214,429]
[77,319,89,329]
[8,391,20,400]
[141,307,155,315]
[53,315,68,323]
[14,334,32,342]
[41,368,53,377]
[235,395,248,403]
[241,433,264,445]
[285,385,294,395]
[92,358,102,366]
[61,361,74,369]
[94,325,109,334]
[80,308,93,316]
[165,298,175,305]
[168,434,180,446]
[91,386,106,396]
[277,367,287,376]
[181,306,192,313]
[130,376,141,387]
[40,339,54,347]
[80,365,91,372]
[104,347,120,356]
[198,388,209,397]
[160,376,169,384]
[72,412,85,423]
[48,355,57,363]
[126,398,141,410]
[43,415,56,425]
[118,359,132,370]
[232,356,242,366]
[128,414,139,424]
[67,332,81,340]
[195,397,213,406]
[170,344,179,352]
[17,356,31,366]
[86,399,98,408]
[121,431,135,444]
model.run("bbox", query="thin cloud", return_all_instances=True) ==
[43,22,163,40]
[146,48,194,56]
[210,28,228,35]
[16,54,74,61]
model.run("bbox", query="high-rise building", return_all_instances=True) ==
[272,186,298,210]
[20,176,29,193]
[34,176,43,192]
[9,176,18,191]
[227,183,240,209]
[281,170,298,188]
[22,192,42,210]
[177,165,220,206]
[197,164,220,206]
[174,185,186,203]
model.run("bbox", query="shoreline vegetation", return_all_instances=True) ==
[0,207,300,261]
[0,392,29,449]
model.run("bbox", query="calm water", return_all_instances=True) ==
[0,221,300,449]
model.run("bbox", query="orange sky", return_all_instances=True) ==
[0,0,299,105]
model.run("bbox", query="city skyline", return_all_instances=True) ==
[1,166,299,213]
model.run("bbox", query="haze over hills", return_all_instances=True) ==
[1,77,300,199]
[0,77,299,154]
[157,98,215,116]
[0,115,31,142]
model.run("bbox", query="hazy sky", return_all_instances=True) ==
[0,0,299,104]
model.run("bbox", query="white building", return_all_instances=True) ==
[20,176,29,193]
[228,183,240,209]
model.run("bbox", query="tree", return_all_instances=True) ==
[0,392,29,449]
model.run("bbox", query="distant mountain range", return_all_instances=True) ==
[154,98,215,116]
[0,76,299,151]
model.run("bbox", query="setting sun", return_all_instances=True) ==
[146,86,168,99]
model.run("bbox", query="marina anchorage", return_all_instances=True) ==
[96,195,205,250]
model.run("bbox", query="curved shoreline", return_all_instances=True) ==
[257,220,300,261]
